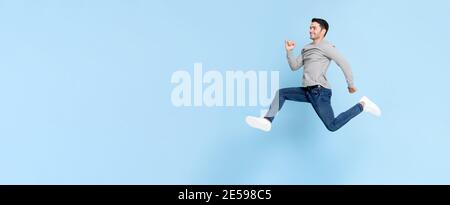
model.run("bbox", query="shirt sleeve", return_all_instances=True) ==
[324,44,354,87]
[286,50,303,71]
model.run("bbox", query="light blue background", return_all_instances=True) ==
[1,0,449,184]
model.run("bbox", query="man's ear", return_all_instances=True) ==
[321,28,327,37]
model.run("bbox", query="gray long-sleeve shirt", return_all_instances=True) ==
[287,40,354,89]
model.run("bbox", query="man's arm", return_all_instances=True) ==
[285,40,303,71]
[324,44,356,92]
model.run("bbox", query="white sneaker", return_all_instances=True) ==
[245,116,272,132]
[359,96,381,117]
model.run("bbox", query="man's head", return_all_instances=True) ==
[310,18,329,40]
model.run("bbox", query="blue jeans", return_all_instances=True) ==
[264,86,363,132]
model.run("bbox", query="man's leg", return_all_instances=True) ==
[245,87,309,132]
[264,87,310,122]
[307,87,363,132]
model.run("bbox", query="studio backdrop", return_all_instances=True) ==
[0,0,449,184]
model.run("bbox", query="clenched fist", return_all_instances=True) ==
[348,86,357,94]
[285,40,296,51]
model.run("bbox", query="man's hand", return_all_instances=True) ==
[348,86,357,94]
[285,40,296,51]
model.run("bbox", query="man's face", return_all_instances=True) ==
[309,22,325,40]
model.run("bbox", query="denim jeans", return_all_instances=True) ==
[264,86,363,132]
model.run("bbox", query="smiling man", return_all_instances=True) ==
[246,18,381,132]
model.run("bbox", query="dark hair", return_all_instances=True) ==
[311,18,329,37]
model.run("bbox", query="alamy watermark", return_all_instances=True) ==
[171,63,280,115]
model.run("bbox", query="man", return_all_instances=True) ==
[246,18,381,132]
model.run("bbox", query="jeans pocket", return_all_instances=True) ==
[322,88,332,97]
[319,90,331,101]
[312,89,320,96]
[318,89,328,96]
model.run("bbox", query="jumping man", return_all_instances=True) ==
[246,18,381,132]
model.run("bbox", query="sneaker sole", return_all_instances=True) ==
[245,116,271,132]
